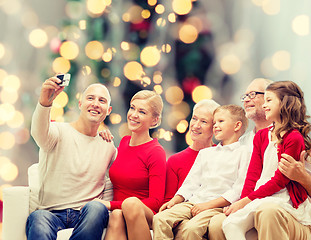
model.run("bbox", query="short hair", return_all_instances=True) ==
[131,90,163,128]
[81,83,111,106]
[214,104,248,136]
[193,99,220,115]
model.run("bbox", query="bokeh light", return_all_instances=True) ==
[0,103,15,122]
[53,91,69,108]
[172,0,192,15]
[50,106,64,121]
[179,24,198,44]
[155,4,165,14]
[185,131,193,146]
[0,43,5,60]
[109,113,122,124]
[2,75,20,91]
[176,120,188,133]
[165,86,184,105]
[262,0,280,15]
[124,5,144,24]
[271,50,291,71]
[123,61,144,80]
[220,54,241,75]
[192,85,213,103]
[87,0,107,16]
[85,41,104,60]
[28,28,48,48]
[148,0,157,6]
[52,57,71,73]
[6,111,24,128]
[66,1,84,19]
[154,85,163,94]
[60,41,79,60]
[113,77,121,87]
[140,46,161,67]
[1,89,18,104]
[0,131,15,150]
[292,15,309,36]
[0,161,18,182]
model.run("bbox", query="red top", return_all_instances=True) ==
[109,136,166,213]
[241,128,308,208]
[164,147,198,202]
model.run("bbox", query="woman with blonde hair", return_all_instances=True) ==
[97,90,166,240]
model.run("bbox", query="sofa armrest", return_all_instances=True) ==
[2,186,30,240]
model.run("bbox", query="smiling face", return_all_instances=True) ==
[127,99,158,133]
[79,84,112,124]
[263,90,281,124]
[213,109,238,145]
[189,106,214,144]
[243,80,267,122]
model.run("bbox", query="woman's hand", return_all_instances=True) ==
[191,202,211,216]
[223,197,251,216]
[159,195,184,212]
[99,128,114,142]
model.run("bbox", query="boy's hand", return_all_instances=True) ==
[223,197,251,216]
[39,76,64,107]
[191,202,211,216]
[99,129,114,142]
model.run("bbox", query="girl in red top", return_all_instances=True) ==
[222,81,311,240]
[102,90,166,240]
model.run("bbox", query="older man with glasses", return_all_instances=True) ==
[208,78,311,240]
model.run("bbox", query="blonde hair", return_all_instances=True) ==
[214,104,248,136]
[193,99,220,115]
[131,90,163,128]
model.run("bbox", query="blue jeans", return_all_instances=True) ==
[26,201,109,240]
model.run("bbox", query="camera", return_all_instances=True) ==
[56,74,71,87]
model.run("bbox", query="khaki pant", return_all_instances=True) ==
[152,202,223,240]
[208,202,311,240]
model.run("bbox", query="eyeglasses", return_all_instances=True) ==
[240,91,264,102]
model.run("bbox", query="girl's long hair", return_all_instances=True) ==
[266,81,311,150]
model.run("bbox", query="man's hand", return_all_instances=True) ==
[223,197,251,216]
[159,195,184,212]
[39,76,64,107]
[279,152,308,183]
[99,129,114,142]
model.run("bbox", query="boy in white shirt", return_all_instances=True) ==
[152,104,250,240]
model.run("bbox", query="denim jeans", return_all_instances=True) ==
[26,201,109,240]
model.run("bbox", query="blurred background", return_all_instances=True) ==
[1,0,311,235]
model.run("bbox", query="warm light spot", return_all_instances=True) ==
[126,5,144,24]
[220,54,241,75]
[271,51,291,71]
[60,41,79,60]
[0,156,10,168]
[155,4,165,14]
[3,75,21,91]
[179,24,198,44]
[172,0,192,15]
[161,44,171,53]
[53,92,69,108]
[52,57,71,74]
[163,131,173,141]
[122,13,130,22]
[148,0,157,6]
[123,61,144,80]
[185,131,193,146]
[121,42,130,51]
[292,15,309,36]
[168,13,176,23]
[140,46,161,67]
[154,85,163,94]
[102,49,113,62]
[113,77,121,87]
[0,43,5,59]
[109,113,122,124]
[7,111,24,128]
[192,85,213,103]
[141,9,151,19]
[82,65,92,76]
[79,20,87,30]
[153,72,162,84]
[260,57,278,77]
[176,120,188,133]
[85,41,104,60]
[87,0,107,15]
[262,0,280,15]
[119,123,131,138]
[28,28,48,48]
[0,161,18,181]
[186,16,203,32]
[101,68,111,78]
[50,106,64,121]
[104,0,112,5]
[0,103,15,122]
[0,131,15,150]
[156,18,166,27]
[165,86,184,105]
